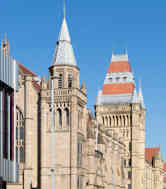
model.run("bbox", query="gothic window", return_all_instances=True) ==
[77,175,83,189]
[16,127,18,140]
[129,142,132,152]
[20,127,24,140]
[65,108,70,127]
[57,108,62,128]
[128,184,131,189]
[119,116,122,126]
[58,74,63,88]
[20,147,24,163]
[129,158,132,167]
[116,116,119,126]
[16,147,18,162]
[109,116,111,127]
[113,116,115,126]
[102,117,104,125]
[77,135,84,168]
[105,117,108,127]
[128,171,131,179]
[68,73,73,88]
[16,107,25,163]
[123,115,126,126]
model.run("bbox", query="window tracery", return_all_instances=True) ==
[16,107,25,163]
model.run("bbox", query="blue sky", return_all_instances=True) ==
[1,0,166,160]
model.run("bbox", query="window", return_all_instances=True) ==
[123,76,127,81]
[57,108,62,128]
[124,159,126,167]
[65,108,70,127]
[58,74,63,88]
[129,158,132,167]
[77,142,83,167]
[77,136,84,168]
[68,73,72,88]
[20,147,24,163]
[20,127,24,140]
[16,108,25,163]
[129,142,132,152]
[109,77,113,82]
[116,77,120,82]
[77,176,83,189]
[128,171,131,179]
[16,147,18,162]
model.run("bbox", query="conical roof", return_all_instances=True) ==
[53,17,77,66]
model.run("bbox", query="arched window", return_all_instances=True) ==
[65,108,70,127]
[119,116,122,126]
[16,107,25,163]
[113,116,115,127]
[102,117,105,125]
[58,74,63,88]
[105,117,108,127]
[57,108,62,127]
[116,116,119,126]
[16,147,18,162]
[20,147,24,163]
[123,116,126,126]
[109,116,111,127]
[68,73,73,88]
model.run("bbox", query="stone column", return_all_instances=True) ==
[24,75,33,169]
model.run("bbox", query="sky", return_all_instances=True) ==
[1,0,166,160]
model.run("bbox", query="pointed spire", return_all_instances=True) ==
[53,5,77,66]
[132,87,138,103]
[96,89,102,105]
[58,17,71,42]
[138,80,145,108]
[63,0,66,19]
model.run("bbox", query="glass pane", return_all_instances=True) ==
[20,147,24,163]
[20,127,24,140]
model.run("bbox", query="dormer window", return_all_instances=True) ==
[116,77,120,82]
[123,76,127,81]
[109,78,113,82]
[58,74,63,88]
[68,73,73,88]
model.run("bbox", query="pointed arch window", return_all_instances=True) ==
[16,107,25,163]
[16,147,18,162]
[20,147,24,163]
[68,73,73,88]
[57,108,62,127]
[102,117,104,125]
[58,74,63,88]
[65,108,70,127]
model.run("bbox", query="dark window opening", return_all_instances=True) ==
[58,74,63,88]
[68,74,72,88]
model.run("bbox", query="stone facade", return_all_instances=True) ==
[6,14,165,189]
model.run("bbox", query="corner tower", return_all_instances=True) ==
[40,14,87,189]
[95,53,146,189]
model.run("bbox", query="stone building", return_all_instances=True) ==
[145,147,164,189]
[6,11,165,189]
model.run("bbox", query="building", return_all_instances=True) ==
[6,11,165,189]
[0,38,18,188]
[163,163,166,189]
[145,147,164,189]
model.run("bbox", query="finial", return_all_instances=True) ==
[63,0,66,19]
[139,78,142,89]
[125,47,128,55]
